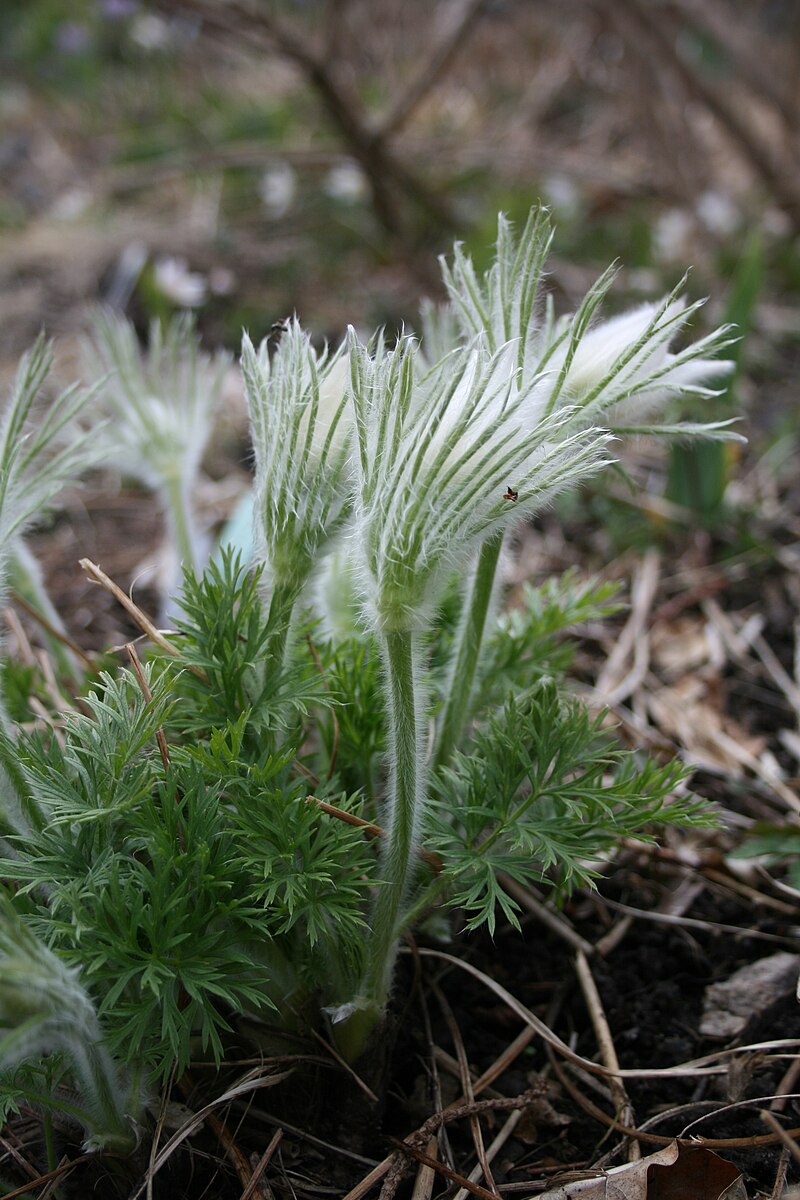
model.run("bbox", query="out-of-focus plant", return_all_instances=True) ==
[730,823,800,891]
[82,310,230,599]
[0,896,139,1154]
[0,335,96,708]
[666,231,762,522]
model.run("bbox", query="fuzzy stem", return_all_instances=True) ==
[9,542,81,684]
[72,1038,139,1153]
[433,531,504,770]
[42,1109,57,1173]
[397,873,448,932]
[266,581,301,670]
[336,629,423,1059]
[366,630,421,997]
[161,471,201,574]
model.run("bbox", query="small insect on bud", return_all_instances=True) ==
[270,317,292,339]
[503,485,518,502]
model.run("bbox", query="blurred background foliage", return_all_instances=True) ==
[0,0,799,519]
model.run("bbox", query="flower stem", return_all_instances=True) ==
[265,582,301,670]
[10,542,81,684]
[162,472,200,575]
[71,1035,139,1153]
[433,531,504,771]
[336,629,423,1059]
[43,1110,57,1172]
[366,630,422,996]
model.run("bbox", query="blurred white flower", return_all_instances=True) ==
[259,161,297,218]
[323,161,368,204]
[696,190,739,237]
[83,311,229,575]
[653,207,694,264]
[153,256,207,307]
[543,174,582,221]
[130,12,170,49]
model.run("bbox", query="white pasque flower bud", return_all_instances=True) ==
[438,210,740,443]
[349,330,610,634]
[241,320,352,596]
[535,294,736,432]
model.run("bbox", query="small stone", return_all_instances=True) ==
[700,951,800,1039]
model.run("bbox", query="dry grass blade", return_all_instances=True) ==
[431,980,499,1196]
[597,894,797,947]
[387,1138,499,1200]
[307,795,443,870]
[36,647,76,715]
[771,1058,800,1113]
[38,1155,71,1200]
[4,606,36,668]
[594,549,659,705]
[469,1025,537,1096]
[79,557,208,680]
[768,1145,791,1200]
[307,795,385,838]
[451,1110,525,1200]
[129,1068,294,1199]
[0,1151,109,1200]
[751,631,800,723]
[10,588,96,671]
[307,1026,379,1104]
[240,1128,283,1200]
[409,1136,439,1200]
[146,1062,178,1200]
[0,1131,41,1182]
[499,875,594,956]
[574,948,639,1161]
[341,1153,396,1200]
[416,948,800,1081]
[126,642,171,772]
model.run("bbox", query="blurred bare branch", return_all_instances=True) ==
[604,0,800,229]
[371,0,490,142]
[150,0,472,246]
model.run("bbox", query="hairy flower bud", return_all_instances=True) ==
[241,320,352,598]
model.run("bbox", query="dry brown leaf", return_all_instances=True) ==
[646,677,765,774]
[536,1139,745,1199]
[651,616,716,678]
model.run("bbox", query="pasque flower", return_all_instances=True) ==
[336,326,611,1055]
[0,335,95,561]
[83,311,229,580]
[349,331,610,634]
[0,897,138,1152]
[439,209,737,438]
[431,210,739,769]
[241,320,351,658]
[0,335,96,724]
[331,210,742,1058]
[533,293,735,434]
